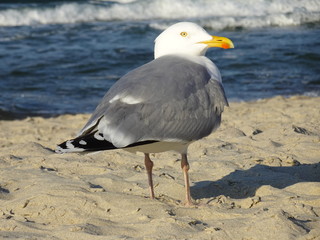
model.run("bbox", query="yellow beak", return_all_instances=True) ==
[199,36,234,49]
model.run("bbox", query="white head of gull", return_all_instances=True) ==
[56,22,234,206]
[154,22,233,58]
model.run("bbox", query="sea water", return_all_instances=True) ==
[0,0,319,119]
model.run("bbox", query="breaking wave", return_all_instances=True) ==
[0,0,319,30]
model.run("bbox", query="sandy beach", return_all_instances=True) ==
[0,95,319,240]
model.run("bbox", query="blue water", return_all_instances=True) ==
[0,0,320,119]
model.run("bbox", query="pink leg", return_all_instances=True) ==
[181,153,193,205]
[144,153,155,199]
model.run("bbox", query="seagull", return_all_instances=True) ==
[56,22,234,205]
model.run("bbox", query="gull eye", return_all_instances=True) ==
[180,31,188,37]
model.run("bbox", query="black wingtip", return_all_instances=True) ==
[56,130,160,154]
[55,131,118,153]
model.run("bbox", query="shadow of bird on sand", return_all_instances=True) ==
[191,162,320,200]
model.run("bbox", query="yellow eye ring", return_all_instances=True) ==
[180,31,188,37]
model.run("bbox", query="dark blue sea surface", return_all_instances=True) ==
[0,0,319,119]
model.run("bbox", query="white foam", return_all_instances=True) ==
[0,0,319,29]
[303,91,320,97]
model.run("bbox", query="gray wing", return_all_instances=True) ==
[79,55,228,148]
